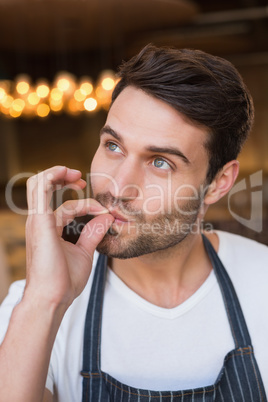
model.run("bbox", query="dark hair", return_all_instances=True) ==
[112,44,254,183]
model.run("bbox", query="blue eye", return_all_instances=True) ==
[153,158,171,170]
[107,142,121,153]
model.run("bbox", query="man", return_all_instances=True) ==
[0,45,267,401]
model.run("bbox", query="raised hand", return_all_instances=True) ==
[25,165,114,309]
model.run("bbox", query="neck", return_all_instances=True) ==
[110,232,218,308]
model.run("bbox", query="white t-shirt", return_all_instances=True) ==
[0,231,268,401]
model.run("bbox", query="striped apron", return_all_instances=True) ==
[81,235,267,401]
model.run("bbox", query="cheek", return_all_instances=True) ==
[142,177,201,217]
[141,178,172,216]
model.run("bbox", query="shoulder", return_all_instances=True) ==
[216,230,268,270]
[0,279,26,343]
[216,230,268,284]
[216,230,268,316]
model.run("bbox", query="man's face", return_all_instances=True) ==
[90,86,209,259]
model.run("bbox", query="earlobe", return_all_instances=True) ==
[204,160,240,206]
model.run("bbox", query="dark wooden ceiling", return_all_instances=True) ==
[0,0,267,79]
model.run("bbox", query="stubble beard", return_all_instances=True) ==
[94,192,202,259]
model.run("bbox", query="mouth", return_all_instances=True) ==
[108,209,134,224]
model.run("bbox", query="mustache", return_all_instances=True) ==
[94,192,142,217]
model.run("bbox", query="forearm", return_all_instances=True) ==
[0,166,113,402]
[0,292,66,402]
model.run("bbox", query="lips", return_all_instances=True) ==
[108,209,133,223]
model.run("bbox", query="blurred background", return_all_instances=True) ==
[0,0,267,301]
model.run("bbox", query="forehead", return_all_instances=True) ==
[106,86,208,161]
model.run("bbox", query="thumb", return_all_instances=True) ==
[76,213,114,257]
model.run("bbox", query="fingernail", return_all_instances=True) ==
[93,207,109,214]
[70,169,81,174]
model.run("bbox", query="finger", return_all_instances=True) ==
[27,166,84,215]
[54,199,109,236]
[76,214,114,258]
[61,180,87,192]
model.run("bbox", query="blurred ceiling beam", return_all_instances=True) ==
[0,0,198,53]
[128,6,268,57]
[194,6,268,24]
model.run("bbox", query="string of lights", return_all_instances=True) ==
[0,70,117,119]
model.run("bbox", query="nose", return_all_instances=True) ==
[107,159,142,201]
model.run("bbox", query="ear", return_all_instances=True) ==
[204,160,240,206]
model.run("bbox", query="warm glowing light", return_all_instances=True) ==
[0,88,6,102]
[0,69,115,118]
[9,108,22,118]
[95,86,112,108]
[67,99,80,114]
[37,103,50,117]
[57,78,70,92]
[2,95,13,109]
[28,92,40,105]
[55,72,76,94]
[80,81,93,96]
[50,98,63,112]
[12,99,25,112]
[0,106,10,115]
[16,81,30,95]
[84,97,97,111]
[74,89,87,102]
[50,88,63,101]
[96,86,105,99]
[101,77,115,91]
[98,70,116,91]
[36,84,50,98]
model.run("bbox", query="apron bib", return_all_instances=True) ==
[81,235,267,401]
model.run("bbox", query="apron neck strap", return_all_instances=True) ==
[82,253,107,374]
[202,234,252,348]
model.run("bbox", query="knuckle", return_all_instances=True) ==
[62,200,73,210]
[26,175,35,188]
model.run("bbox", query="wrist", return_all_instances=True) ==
[21,286,70,323]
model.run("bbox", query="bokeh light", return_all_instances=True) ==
[16,81,30,95]
[0,88,6,102]
[84,97,97,111]
[37,103,50,117]
[49,98,63,112]
[74,89,87,102]
[36,83,50,98]
[12,99,25,112]
[50,88,63,101]
[0,69,116,118]
[9,108,22,118]
[2,95,13,109]
[15,75,31,96]
[28,92,40,106]
[102,77,115,91]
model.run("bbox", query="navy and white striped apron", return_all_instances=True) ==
[81,235,267,401]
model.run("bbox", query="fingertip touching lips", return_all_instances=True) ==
[94,192,141,220]
[108,209,129,222]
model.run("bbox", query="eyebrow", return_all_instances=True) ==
[100,125,190,165]
[146,145,190,164]
[100,125,122,142]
